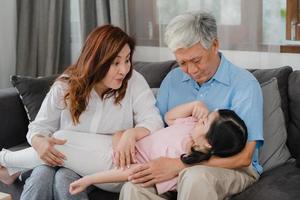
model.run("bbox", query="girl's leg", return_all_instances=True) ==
[0,165,20,185]
[53,130,114,176]
[0,130,112,177]
[53,130,124,192]
[0,147,43,183]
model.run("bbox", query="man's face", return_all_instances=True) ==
[174,41,219,84]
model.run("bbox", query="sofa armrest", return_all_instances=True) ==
[0,87,29,149]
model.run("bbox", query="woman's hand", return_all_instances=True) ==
[31,135,67,166]
[113,129,137,169]
[192,101,209,120]
[69,177,90,195]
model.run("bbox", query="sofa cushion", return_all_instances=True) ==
[259,78,291,171]
[287,71,300,162]
[250,66,293,126]
[231,160,300,200]
[10,75,58,121]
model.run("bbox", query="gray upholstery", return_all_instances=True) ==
[0,88,28,149]
[259,78,291,171]
[232,161,300,200]
[287,71,300,161]
[249,66,293,126]
[133,61,177,88]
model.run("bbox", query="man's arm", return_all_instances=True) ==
[202,141,256,168]
[128,141,256,187]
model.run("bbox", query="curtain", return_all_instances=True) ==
[79,0,129,43]
[16,0,71,77]
[0,0,17,89]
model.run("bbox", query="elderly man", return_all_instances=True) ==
[120,12,263,200]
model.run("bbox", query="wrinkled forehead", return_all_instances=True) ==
[175,42,208,61]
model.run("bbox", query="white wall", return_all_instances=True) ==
[0,0,16,89]
[134,46,300,70]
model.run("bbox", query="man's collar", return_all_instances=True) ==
[212,53,230,86]
[181,72,191,82]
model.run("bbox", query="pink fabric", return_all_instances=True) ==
[135,117,197,194]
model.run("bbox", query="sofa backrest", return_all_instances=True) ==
[134,61,178,88]
[2,61,299,161]
[0,87,29,149]
[287,71,300,159]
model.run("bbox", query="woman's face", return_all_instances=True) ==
[191,111,219,152]
[100,44,131,91]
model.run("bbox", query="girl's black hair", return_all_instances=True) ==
[181,109,248,165]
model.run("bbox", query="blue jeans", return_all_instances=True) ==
[20,165,89,200]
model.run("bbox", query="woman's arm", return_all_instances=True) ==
[28,81,67,166]
[69,164,140,195]
[112,71,164,169]
[164,101,208,126]
[113,127,150,169]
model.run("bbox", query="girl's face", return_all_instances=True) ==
[97,44,131,92]
[191,111,219,152]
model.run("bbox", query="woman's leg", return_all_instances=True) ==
[20,165,56,200]
[54,167,89,200]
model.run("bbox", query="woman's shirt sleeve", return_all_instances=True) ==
[26,81,67,145]
[130,71,164,133]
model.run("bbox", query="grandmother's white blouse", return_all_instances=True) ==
[26,70,164,145]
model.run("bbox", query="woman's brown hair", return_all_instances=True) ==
[59,25,135,124]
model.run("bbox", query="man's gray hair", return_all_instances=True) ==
[165,12,217,52]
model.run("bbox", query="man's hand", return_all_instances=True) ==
[128,157,186,187]
[31,135,67,166]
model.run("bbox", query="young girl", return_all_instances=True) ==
[68,101,248,195]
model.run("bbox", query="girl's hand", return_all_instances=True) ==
[113,129,137,169]
[69,177,90,195]
[192,101,209,120]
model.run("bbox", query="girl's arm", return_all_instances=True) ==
[164,101,208,126]
[69,164,140,195]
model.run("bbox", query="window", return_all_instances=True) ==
[128,0,300,53]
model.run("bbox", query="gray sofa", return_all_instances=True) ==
[0,60,300,200]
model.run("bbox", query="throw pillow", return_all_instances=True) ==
[259,78,291,171]
[10,75,58,121]
[250,66,293,126]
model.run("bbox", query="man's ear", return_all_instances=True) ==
[211,39,219,54]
